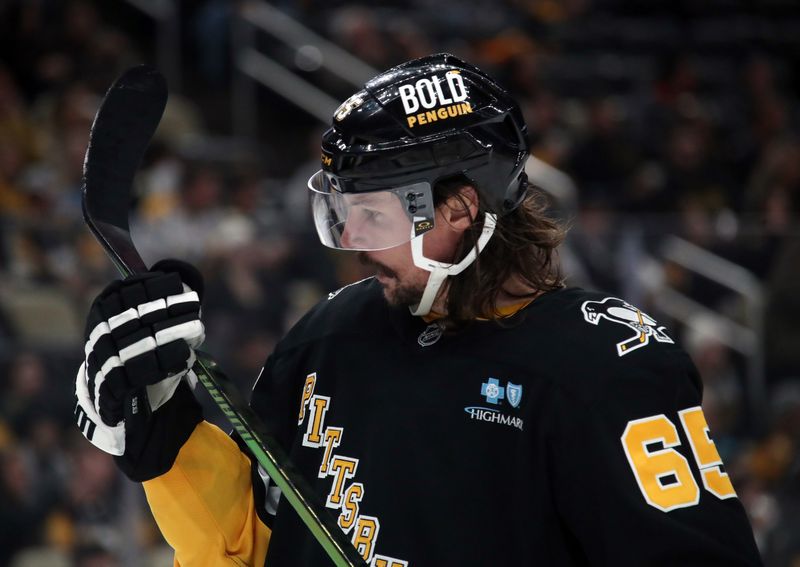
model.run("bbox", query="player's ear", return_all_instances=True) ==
[441,185,479,231]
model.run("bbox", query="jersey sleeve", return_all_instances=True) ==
[549,347,763,566]
[142,420,271,566]
[242,350,307,530]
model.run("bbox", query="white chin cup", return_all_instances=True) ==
[409,213,497,316]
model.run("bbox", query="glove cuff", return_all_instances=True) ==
[115,380,203,482]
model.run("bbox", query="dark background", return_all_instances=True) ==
[0,0,798,565]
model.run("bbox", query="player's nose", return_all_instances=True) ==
[341,217,365,249]
[341,222,354,248]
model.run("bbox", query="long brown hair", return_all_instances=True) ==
[435,175,566,329]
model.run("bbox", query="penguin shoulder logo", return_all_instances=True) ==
[581,297,674,357]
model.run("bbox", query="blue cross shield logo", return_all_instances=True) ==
[481,378,505,404]
[506,383,523,408]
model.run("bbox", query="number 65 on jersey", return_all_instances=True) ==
[621,406,737,512]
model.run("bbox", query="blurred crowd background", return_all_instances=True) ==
[1,0,799,565]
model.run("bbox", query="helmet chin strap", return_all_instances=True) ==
[409,213,497,317]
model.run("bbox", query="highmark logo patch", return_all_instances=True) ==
[465,378,524,431]
[399,70,472,129]
[481,377,504,404]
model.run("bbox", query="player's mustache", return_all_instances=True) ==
[357,252,397,279]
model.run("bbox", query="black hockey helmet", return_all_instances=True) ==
[309,53,530,251]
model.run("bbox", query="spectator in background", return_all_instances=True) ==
[565,199,622,293]
[0,65,41,215]
[523,89,569,168]
[764,231,800,384]
[567,95,639,206]
[738,382,800,562]
[758,383,800,566]
[2,352,50,434]
[134,165,226,264]
[328,7,396,68]
[73,543,121,567]
[683,314,745,457]
[0,447,51,565]
[65,438,126,558]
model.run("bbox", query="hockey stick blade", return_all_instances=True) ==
[81,66,366,567]
[82,64,164,274]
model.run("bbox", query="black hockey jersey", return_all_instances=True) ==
[242,279,762,566]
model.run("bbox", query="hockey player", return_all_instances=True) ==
[74,54,763,566]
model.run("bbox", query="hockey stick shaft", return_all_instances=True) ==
[96,224,366,567]
[81,66,365,567]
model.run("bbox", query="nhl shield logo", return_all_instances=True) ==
[418,323,444,347]
[506,383,523,408]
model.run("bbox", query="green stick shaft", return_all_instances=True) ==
[192,354,366,566]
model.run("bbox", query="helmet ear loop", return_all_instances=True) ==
[409,213,497,316]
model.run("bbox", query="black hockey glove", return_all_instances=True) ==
[74,259,205,480]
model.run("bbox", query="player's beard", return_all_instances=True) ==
[358,252,424,307]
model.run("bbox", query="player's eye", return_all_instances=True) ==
[362,208,384,225]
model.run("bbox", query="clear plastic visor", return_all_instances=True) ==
[308,170,434,251]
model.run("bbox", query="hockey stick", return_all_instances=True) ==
[81,65,366,567]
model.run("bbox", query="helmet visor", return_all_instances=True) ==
[308,170,435,251]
